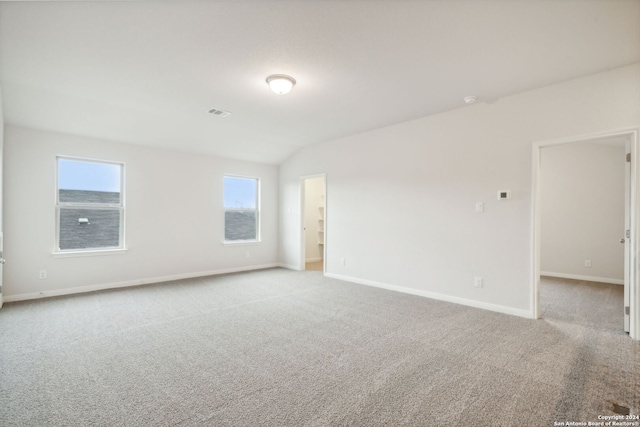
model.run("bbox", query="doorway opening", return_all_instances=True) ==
[301,175,326,272]
[532,129,639,339]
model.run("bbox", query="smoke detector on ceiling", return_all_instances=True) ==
[464,96,477,104]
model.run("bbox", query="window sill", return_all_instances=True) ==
[223,240,261,246]
[52,248,128,258]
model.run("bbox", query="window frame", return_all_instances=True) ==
[223,175,261,244]
[55,156,126,255]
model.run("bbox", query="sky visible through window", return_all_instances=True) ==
[58,159,121,192]
[224,176,257,209]
[59,161,256,208]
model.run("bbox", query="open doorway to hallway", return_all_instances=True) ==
[539,276,625,334]
[301,175,326,272]
[538,136,629,334]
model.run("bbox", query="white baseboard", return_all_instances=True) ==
[324,272,533,319]
[5,264,534,320]
[3,263,280,303]
[540,271,624,285]
[278,263,302,271]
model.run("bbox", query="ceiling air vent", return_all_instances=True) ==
[208,108,232,117]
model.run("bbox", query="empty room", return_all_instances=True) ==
[0,1,639,426]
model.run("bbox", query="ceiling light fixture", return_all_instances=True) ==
[464,96,477,104]
[266,74,296,95]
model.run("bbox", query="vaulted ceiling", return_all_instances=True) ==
[1,1,639,164]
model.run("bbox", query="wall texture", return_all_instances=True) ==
[279,63,640,317]
[3,126,279,299]
[0,86,4,306]
[541,142,626,284]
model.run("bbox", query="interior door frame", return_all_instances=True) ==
[0,232,3,309]
[299,173,327,273]
[531,127,639,340]
[625,137,632,332]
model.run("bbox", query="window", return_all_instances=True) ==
[56,157,124,252]
[224,176,259,242]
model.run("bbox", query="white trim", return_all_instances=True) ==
[531,142,541,320]
[52,248,128,258]
[222,240,261,246]
[531,128,638,146]
[2,263,279,303]
[325,272,532,319]
[629,130,639,339]
[531,127,640,340]
[0,232,3,310]
[540,271,624,286]
[279,262,303,271]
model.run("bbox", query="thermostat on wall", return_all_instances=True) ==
[497,190,511,200]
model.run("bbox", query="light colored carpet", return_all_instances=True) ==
[0,268,638,426]
[540,275,624,333]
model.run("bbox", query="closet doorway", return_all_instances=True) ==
[301,175,326,272]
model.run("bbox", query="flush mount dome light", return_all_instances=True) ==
[266,74,296,94]
[464,96,477,104]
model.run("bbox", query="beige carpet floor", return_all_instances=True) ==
[540,275,624,333]
[0,268,638,426]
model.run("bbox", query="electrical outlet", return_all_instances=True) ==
[39,270,47,279]
[340,258,346,266]
[584,260,592,268]
[474,277,483,288]
[475,202,484,213]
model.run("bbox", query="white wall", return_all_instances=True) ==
[0,85,3,231]
[304,176,325,262]
[279,63,640,317]
[0,85,4,229]
[540,142,625,284]
[3,126,279,300]
[0,85,4,306]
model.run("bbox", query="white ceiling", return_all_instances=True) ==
[1,1,639,165]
